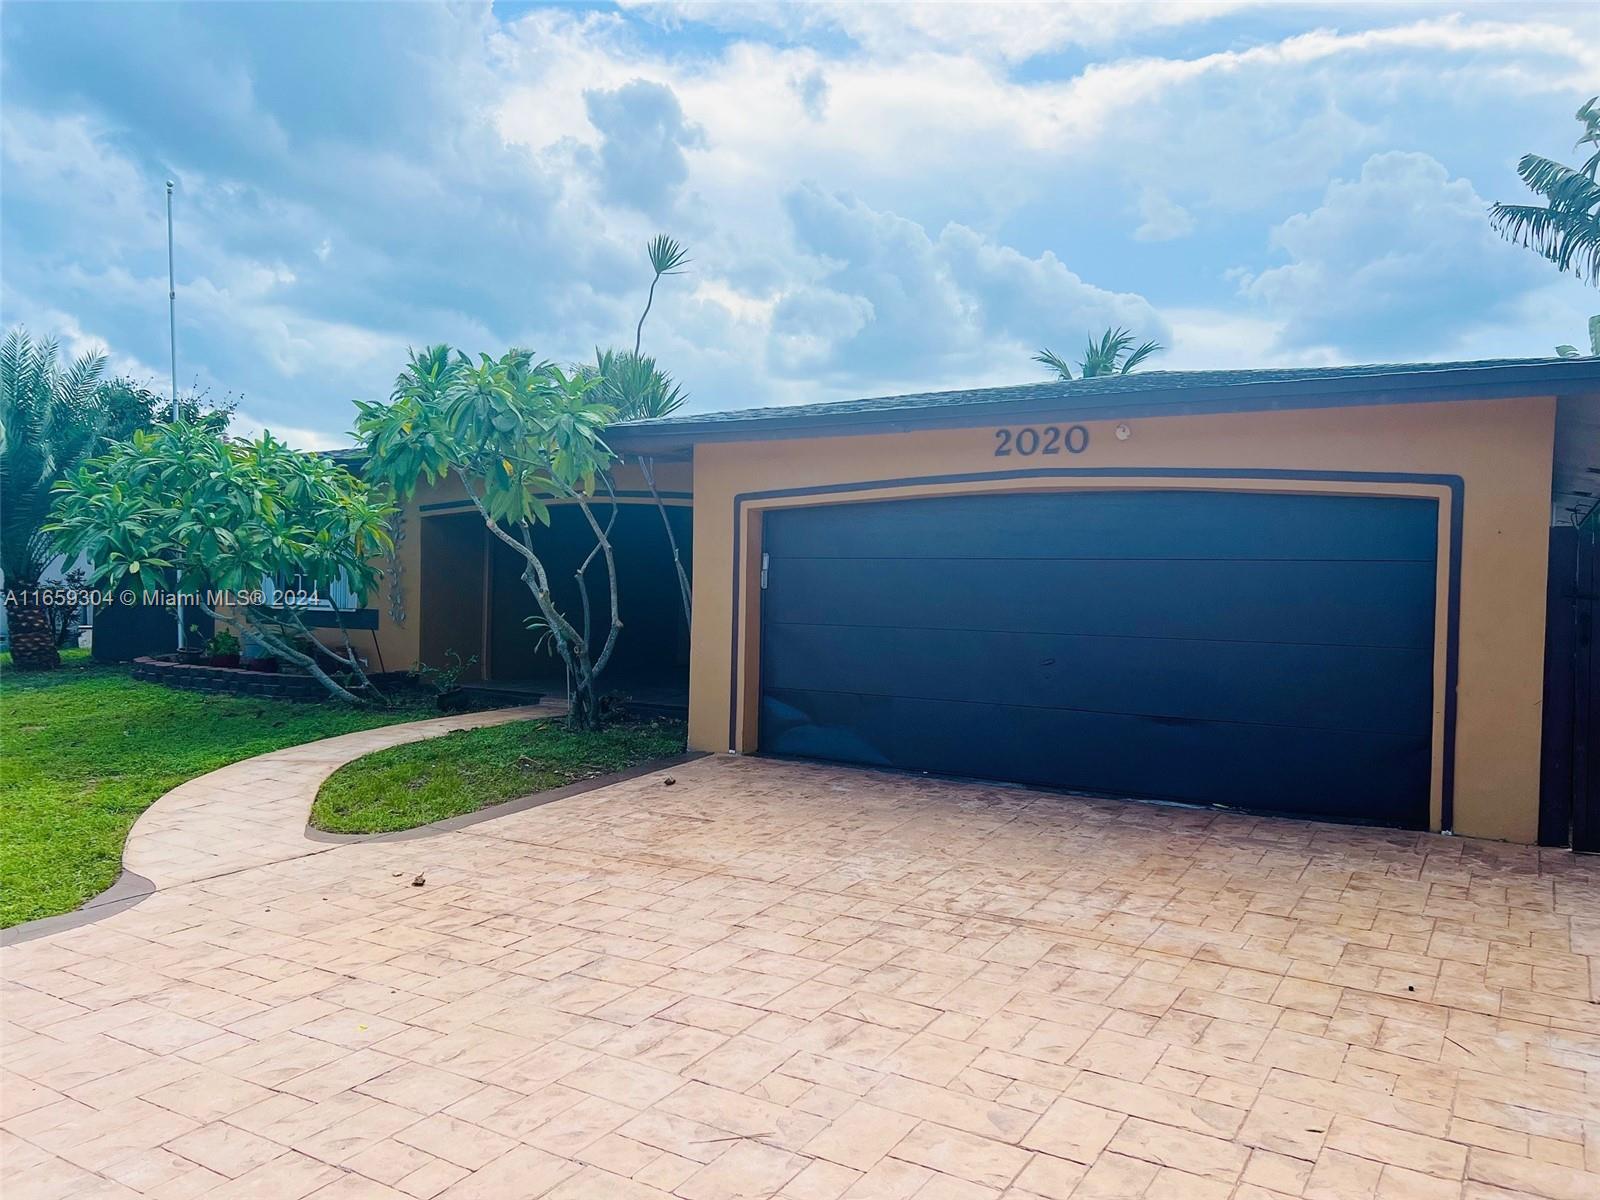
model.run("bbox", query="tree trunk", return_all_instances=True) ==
[567,682,603,731]
[460,469,614,732]
[637,456,691,628]
[5,597,61,671]
[201,603,368,705]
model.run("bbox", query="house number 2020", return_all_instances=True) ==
[993,424,1088,457]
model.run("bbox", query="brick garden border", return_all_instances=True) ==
[131,654,331,700]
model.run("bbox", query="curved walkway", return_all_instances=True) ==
[2,706,558,946]
[124,705,558,890]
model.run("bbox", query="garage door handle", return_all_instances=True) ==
[760,552,770,590]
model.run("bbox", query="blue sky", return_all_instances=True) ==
[1,1,1596,448]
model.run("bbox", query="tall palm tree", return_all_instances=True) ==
[634,235,690,355]
[1035,327,1164,380]
[1490,96,1600,287]
[612,236,694,623]
[1,328,107,669]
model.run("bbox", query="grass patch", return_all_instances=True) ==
[0,659,435,928]
[1,646,91,671]
[311,716,686,834]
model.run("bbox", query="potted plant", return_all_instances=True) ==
[206,628,241,668]
[415,649,476,712]
[175,624,207,665]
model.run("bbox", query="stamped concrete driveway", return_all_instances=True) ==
[3,755,1598,1200]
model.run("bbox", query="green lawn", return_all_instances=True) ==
[311,716,686,834]
[0,657,435,928]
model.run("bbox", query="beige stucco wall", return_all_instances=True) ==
[684,396,1557,844]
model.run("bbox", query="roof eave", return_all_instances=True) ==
[608,364,1600,454]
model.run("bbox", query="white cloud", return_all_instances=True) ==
[495,10,1597,234]
[1134,190,1196,242]
[230,410,346,452]
[771,185,1166,386]
[1160,307,1340,370]
[581,78,705,214]
[1237,150,1554,356]
[0,299,163,382]
[626,1,1262,62]
[1422,280,1599,362]
[6,0,1597,440]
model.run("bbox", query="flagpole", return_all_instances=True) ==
[167,179,185,651]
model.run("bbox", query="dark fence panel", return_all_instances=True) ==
[92,599,212,663]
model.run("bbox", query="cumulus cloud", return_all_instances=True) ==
[626,1,1261,62]
[1133,190,1196,242]
[1237,151,1551,356]
[792,69,829,120]
[3,1,1596,446]
[230,411,348,452]
[772,185,1166,385]
[582,79,705,214]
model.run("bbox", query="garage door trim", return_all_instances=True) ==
[729,466,1465,829]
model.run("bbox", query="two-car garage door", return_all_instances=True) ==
[758,490,1437,826]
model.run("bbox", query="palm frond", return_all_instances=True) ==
[647,234,691,277]
[1493,98,1600,286]
[0,328,109,585]
[589,348,688,419]
[1080,327,1137,378]
[1036,328,1164,380]
[60,346,107,402]
[1489,202,1600,285]
[1120,340,1164,374]
[1576,95,1600,174]
[1032,348,1075,380]
[1514,154,1600,213]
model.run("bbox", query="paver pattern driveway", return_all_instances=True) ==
[3,755,1598,1200]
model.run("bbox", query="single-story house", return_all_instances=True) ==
[343,358,1600,847]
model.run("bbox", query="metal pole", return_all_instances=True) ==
[166,181,177,414]
[167,180,184,650]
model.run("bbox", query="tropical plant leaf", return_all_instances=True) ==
[1032,348,1075,380]
[1491,97,1600,287]
[646,234,691,277]
[1514,154,1600,213]
[1489,202,1600,285]
[1,327,109,587]
[1120,340,1164,374]
[586,348,688,419]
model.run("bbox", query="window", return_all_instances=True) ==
[262,570,361,611]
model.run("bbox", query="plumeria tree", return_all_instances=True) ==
[356,347,623,729]
[49,421,394,704]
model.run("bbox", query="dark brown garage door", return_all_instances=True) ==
[758,490,1437,826]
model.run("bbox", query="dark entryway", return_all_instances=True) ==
[1544,519,1599,850]
[758,489,1438,826]
[487,503,691,697]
